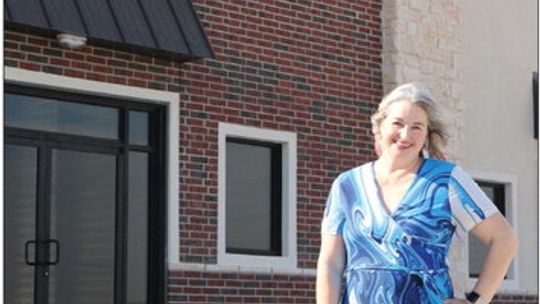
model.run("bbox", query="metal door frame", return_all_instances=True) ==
[4,85,166,304]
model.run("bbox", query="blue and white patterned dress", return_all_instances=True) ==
[321,158,499,304]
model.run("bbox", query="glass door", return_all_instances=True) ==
[4,86,166,304]
[5,144,38,304]
[48,149,117,304]
[4,145,118,304]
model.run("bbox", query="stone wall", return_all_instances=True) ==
[382,1,538,302]
[382,0,463,161]
[382,0,467,297]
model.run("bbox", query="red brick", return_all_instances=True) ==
[5,0,386,301]
[50,58,70,67]
[64,69,85,78]
[19,62,40,71]
[71,61,92,70]
[5,50,25,60]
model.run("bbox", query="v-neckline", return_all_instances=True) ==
[370,158,427,217]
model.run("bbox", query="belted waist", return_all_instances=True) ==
[345,266,448,275]
[344,266,451,301]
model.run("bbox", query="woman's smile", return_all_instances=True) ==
[395,141,413,151]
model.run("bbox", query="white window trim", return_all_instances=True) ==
[4,67,182,270]
[465,169,519,292]
[217,122,298,272]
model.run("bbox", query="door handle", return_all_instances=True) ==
[45,239,59,265]
[24,240,36,265]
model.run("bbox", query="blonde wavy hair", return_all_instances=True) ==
[371,83,449,160]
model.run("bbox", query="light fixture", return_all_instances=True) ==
[56,33,87,49]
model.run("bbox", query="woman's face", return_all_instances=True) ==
[378,99,429,159]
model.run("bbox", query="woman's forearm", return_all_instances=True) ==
[317,234,346,303]
[472,230,518,301]
[316,262,343,304]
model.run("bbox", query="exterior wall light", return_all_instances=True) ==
[56,33,87,49]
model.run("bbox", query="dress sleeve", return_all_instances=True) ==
[321,177,346,235]
[448,165,500,240]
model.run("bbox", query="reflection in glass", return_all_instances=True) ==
[127,152,148,304]
[226,142,272,252]
[129,111,149,146]
[469,183,509,278]
[5,145,37,304]
[5,93,118,139]
[49,150,116,304]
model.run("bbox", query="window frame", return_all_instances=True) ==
[5,67,176,304]
[533,71,538,139]
[466,169,519,291]
[468,181,505,278]
[218,122,297,271]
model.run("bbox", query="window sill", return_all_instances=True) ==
[168,261,316,276]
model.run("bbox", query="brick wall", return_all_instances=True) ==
[168,271,316,303]
[491,294,539,304]
[4,31,185,90]
[5,0,383,302]
[5,1,536,303]
[180,0,382,269]
[174,1,383,301]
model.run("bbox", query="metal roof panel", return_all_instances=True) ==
[76,0,122,42]
[139,0,190,54]
[42,0,86,35]
[108,0,156,49]
[5,0,49,29]
[5,0,214,61]
[170,0,213,58]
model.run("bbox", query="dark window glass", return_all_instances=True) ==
[469,182,506,278]
[226,138,282,256]
[4,145,37,304]
[5,93,118,139]
[129,111,149,146]
[127,152,149,304]
[49,150,116,304]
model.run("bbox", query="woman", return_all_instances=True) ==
[316,83,518,304]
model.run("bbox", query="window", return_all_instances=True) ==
[5,68,180,275]
[226,138,282,256]
[468,182,506,278]
[218,123,297,270]
[4,83,167,304]
[467,171,518,290]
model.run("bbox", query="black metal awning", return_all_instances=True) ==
[5,0,214,62]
